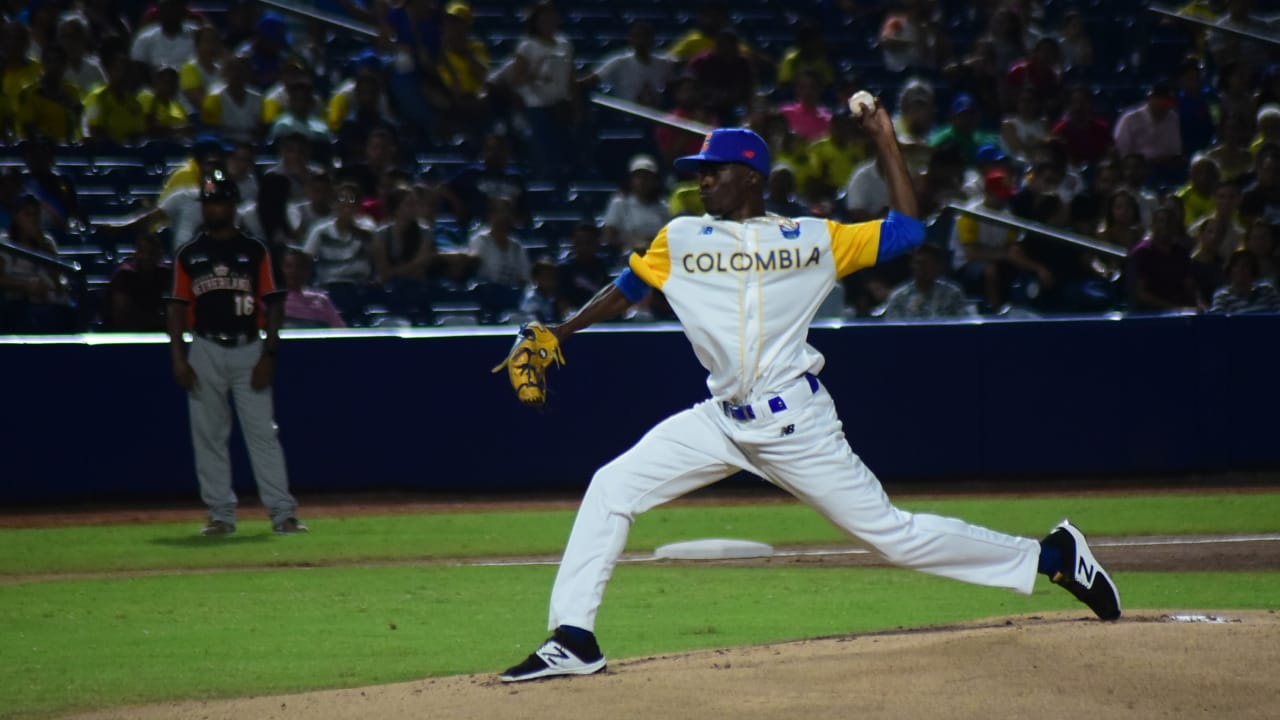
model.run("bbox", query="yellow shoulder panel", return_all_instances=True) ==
[826,218,882,278]
[628,225,672,289]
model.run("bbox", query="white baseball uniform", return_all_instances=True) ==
[547,212,1040,633]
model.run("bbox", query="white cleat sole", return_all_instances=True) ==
[500,656,607,683]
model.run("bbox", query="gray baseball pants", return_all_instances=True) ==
[187,336,297,527]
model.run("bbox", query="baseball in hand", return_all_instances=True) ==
[848,91,876,118]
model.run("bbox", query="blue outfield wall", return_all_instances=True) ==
[3,315,1279,504]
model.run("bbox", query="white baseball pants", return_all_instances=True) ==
[187,336,297,527]
[548,380,1040,632]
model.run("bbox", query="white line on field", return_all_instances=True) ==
[463,534,1280,567]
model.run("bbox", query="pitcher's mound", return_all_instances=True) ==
[69,610,1280,720]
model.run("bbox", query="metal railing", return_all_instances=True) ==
[944,203,1128,259]
[1148,4,1280,46]
[590,93,713,136]
[1,241,83,274]
[258,0,379,37]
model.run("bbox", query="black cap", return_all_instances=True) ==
[199,169,240,204]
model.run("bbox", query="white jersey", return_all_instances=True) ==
[629,214,883,405]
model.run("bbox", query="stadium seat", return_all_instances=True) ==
[566,181,619,215]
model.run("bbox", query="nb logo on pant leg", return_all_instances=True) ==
[781,424,795,436]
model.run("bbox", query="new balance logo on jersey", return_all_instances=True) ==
[680,247,822,274]
[782,424,795,436]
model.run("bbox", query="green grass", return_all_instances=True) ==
[1,492,1277,719]
[2,565,1277,720]
[1,493,1277,576]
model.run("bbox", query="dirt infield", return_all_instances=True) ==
[65,610,1280,720]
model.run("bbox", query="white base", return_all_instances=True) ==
[654,539,775,560]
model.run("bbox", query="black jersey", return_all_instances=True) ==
[168,230,285,335]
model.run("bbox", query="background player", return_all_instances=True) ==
[500,104,1119,682]
[165,170,307,537]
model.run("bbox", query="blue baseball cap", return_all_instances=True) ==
[674,128,771,177]
[975,143,1007,165]
[191,132,232,157]
[353,50,384,72]
[950,93,977,115]
[257,13,289,47]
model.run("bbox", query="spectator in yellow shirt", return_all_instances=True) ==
[1175,154,1221,226]
[776,18,834,93]
[807,110,868,199]
[757,111,818,195]
[263,60,320,125]
[180,26,224,112]
[666,1,750,61]
[2,22,43,112]
[16,46,83,143]
[84,47,145,146]
[139,66,191,140]
[951,170,1040,310]
[428,2,491,142]
[326,53,391,131]
[436,2,490,97]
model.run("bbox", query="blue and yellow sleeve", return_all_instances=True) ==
[626,226,672,291]
[827,211,925,278]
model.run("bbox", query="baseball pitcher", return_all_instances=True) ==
[497,102,1119,682]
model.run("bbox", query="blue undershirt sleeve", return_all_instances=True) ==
[613,267,652,303]
[875,210,927,264]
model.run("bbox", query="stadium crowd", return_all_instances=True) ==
[1,0,1280,333]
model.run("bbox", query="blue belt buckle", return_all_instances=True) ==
[722,402,755,421]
